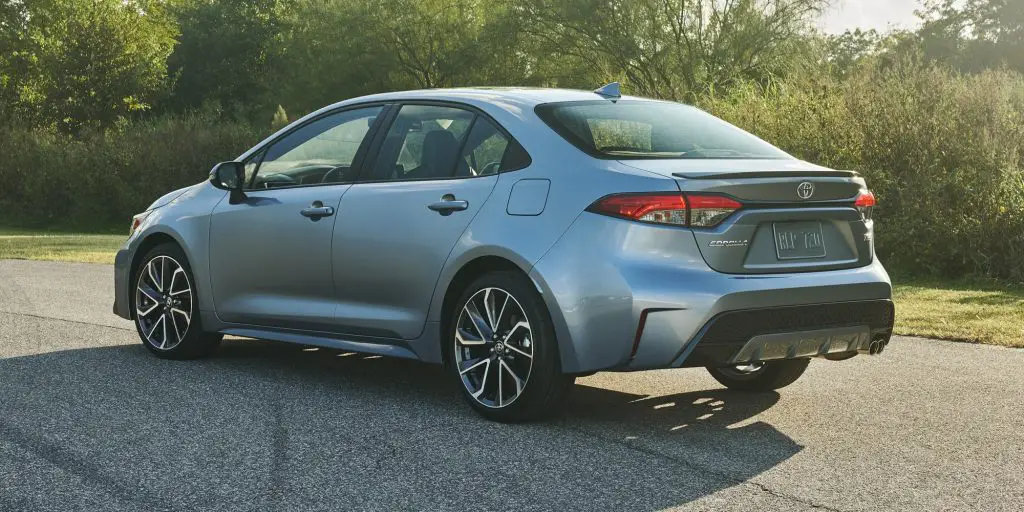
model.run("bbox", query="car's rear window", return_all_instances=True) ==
[535,100,791,160]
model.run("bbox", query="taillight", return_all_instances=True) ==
[855,190,876,220]
[587,193,688,226]
[687,195,743,228]
[587,193,741,228]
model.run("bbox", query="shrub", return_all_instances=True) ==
[0,112,263,230]
[702,64,1024,282]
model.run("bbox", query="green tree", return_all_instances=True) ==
[269,0,540,118]
[370,0,535,88]
[517,0,828,100]
[821,29,884,76]
[267,0,395,115]
[0,0,177,132]
[912,0,1024,73]
[165,0,292,118]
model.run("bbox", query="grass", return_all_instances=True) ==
[0,230,123,264]
[1,230,1022,348]
[892,279,1024,349]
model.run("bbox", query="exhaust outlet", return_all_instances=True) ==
[858,335,891,356]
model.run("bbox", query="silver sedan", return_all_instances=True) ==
[113,85,893,422]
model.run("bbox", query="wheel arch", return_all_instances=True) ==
[126,230,190,319]
[437,255,532,366]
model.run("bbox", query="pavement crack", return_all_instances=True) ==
[0,309,133,332]
[560,425,849,512]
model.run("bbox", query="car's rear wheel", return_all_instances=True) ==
[706,359,810,392]
[447,271,574,422]
[132,243,221,359]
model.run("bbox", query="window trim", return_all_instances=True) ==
[241,101,392,192]
[355,99,531,185]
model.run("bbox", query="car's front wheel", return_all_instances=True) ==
[706,359,810,392]
[447,271,574,422]
[132,243,221,359]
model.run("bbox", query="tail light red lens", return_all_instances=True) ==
[587,193,741,228]
[587,193,688,226]
[855,190,876,220]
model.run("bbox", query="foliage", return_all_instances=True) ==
[164,0,292,119]
[270,105,289,131]
[0,112,262,229]
[517,0,828,100]
[703,63,1024,281]
[0,0,1022,282]
[912,0,1024,73]
[0,0,177,132]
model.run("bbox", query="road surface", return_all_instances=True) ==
[1,259,1021,511]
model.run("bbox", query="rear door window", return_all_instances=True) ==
[369,105,474,181]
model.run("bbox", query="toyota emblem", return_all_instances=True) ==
[797,181,815,200]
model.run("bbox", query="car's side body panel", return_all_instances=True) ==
[113,183,226,319]
[331,176,499,340]
[208,184,351,330]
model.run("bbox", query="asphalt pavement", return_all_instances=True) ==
[1,259,1022,511]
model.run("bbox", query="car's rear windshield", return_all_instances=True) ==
[535,100,791,160]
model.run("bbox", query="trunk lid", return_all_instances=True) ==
[621,159,874,274]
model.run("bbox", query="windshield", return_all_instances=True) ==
[535,100,791,160]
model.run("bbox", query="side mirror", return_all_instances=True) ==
[209,161,247,204]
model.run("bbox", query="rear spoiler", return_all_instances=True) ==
[673,170,860,179]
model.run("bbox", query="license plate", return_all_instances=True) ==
[773,221,827,260]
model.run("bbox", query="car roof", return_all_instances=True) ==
[328,87,656,112]
[240,87,662,161]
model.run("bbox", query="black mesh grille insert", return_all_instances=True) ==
[698,300,894,347]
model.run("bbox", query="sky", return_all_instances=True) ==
[818,0,923,34]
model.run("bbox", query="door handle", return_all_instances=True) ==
[300,201,335,219]
[428,194,469,215]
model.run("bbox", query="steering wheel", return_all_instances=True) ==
[321,165,348,184]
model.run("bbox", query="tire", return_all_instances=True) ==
[131,243,221,360]
[706,359,810,392]
[446,271,574,422]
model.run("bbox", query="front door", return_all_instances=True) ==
[209,105,384,330]
[332,104,513,339]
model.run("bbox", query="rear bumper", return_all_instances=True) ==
[529,213,894,373]
[679,300,894,368]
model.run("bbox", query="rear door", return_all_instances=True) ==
[625,159,874,274]
[209,105,384,329]
[330,104,512,339]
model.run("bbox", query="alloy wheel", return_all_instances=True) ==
[454,287,534,408]
[135,255,193,351]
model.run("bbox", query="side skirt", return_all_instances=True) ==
[200,311,443,363]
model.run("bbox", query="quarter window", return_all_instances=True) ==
[455,118,510,177]
[248,106,382,189]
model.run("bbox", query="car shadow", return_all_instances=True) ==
[0,338,801,511]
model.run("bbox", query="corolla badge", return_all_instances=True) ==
[709,240,749,248]
[797,181,815,200]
